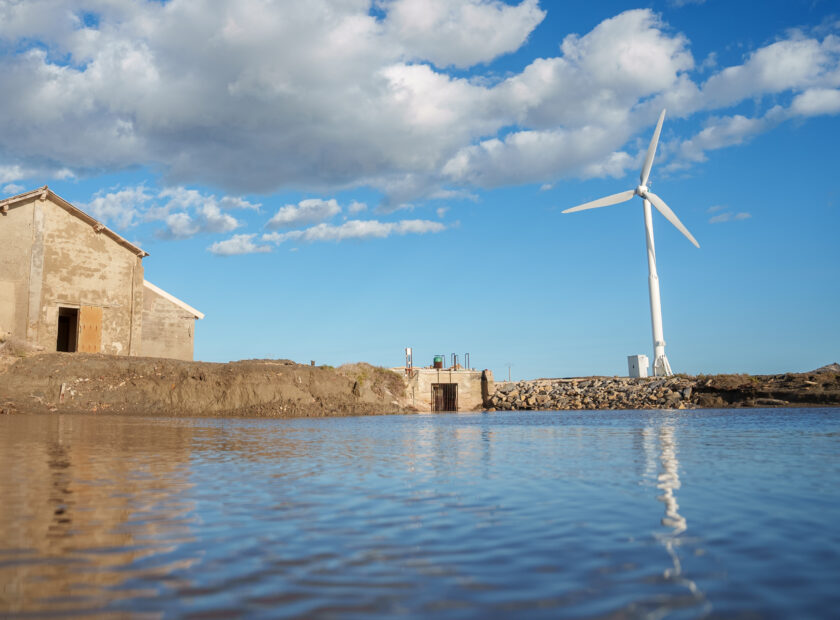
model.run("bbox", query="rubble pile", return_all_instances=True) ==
[487,366,840,411]
[487,377,695,410]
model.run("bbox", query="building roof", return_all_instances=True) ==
[0,185,149,257]
[144,280,205,319]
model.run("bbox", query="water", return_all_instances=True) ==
[1,409,838,618]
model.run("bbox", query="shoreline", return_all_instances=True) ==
[1,353,838,417]
[0,353,412,417]
[487,369,840,411]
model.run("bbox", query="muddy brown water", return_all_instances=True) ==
[1,409,839,618]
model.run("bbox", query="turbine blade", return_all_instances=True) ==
[640,109,666,186]
[562,189,635,214]
[645,191,700,248]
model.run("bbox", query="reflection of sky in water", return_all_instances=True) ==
[1,409,839,618]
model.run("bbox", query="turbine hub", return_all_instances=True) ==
[635,185,648,197]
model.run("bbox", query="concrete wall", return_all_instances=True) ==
[34,196,144,354]
[405,368,484,412]
[0,200,34,341]
[139,284,196,361]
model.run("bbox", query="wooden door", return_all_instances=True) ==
[78,306,102,353]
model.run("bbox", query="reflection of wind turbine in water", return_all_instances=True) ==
[658,425,685,533]
[646,422,709,617]
[657,424,687,575]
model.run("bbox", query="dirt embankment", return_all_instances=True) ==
[688,367,840,408]
[0,353,410,417]
[488,365,840,411]
[2,352,838,416]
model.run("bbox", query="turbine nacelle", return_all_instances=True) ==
[562,109,699,249]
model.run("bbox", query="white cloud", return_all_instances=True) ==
[0,5,688,200]
[162,212,200,239]
[153,187,242,237]
[79,183,246,238]
[667,84,840,168]
[437,9,695,186]
[430,187,478,202]
[698,52,717,72]
[396,219,446,234]
[3,183,25,195]
[160,188,258,212]
[158,203,240,239]
[436,207,449,218]
[381,0,546,68]
[0,162,74,188]
[83,185,153,229]
[209,233,272,256]
[266,198,341,229]
[557,10,693,101]
[709,211,751,224]
[791,88,840,116]
[220,195,262,210]
[700,36,840,109]
[669,108,790,168]
[348,200,367,213]
[263,218,444,243]
[443,126,635,187]
[0,165,28,184]
[157,187,206,210]
[496,10,693,131]
[0,5,838,201]
[199,203,240,234]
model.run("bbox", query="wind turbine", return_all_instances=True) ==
[562,109,699,377]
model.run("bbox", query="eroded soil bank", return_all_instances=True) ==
[1,354,838,416]
[0,353,410,417]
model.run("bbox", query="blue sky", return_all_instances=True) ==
[1,0,838,378]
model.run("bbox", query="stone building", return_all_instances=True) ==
[0,186,202,360]
[139,280,204,360]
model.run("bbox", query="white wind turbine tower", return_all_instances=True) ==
[562,109,699,377]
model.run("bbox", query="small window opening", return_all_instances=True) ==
[56,307,78,352]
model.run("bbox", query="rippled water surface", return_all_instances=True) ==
[1,409,839,618]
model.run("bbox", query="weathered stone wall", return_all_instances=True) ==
[36,197,144,355]
[139,284,196,361]
[481,369,494,404]
[0,200,34,341]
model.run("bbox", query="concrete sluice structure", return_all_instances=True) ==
[396,366,494,412]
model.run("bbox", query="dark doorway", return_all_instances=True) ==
[56,307,78,352]
[432,383,458,412]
